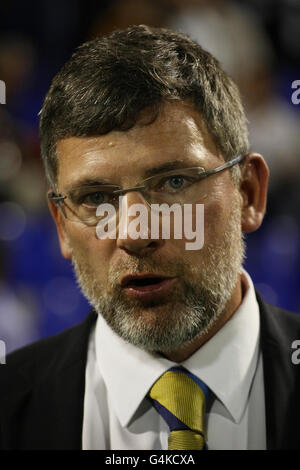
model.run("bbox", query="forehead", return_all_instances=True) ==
[56,102,220,189]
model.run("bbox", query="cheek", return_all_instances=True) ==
[66,224,114,270]
[202,179,237,241]
[180,202,230,263]
[159,196,229,260]
[204,200,227,241]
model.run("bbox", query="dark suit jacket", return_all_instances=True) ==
[1,292,300,450]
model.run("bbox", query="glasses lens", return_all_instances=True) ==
[66,185,120,226]
[63,169,206,227]
[143,169,205,206]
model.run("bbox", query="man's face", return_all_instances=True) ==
[54,102,245,353]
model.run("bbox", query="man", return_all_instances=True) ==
[1,25,299,450]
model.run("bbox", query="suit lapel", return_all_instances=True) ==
[256,292,300,449]
[7,311,97,449]
[3,297,299,449]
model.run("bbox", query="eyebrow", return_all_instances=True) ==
[65,178,115,193]
[65,159,202,192]
[143,160,199,178]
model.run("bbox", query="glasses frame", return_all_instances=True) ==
[48,154,245,223]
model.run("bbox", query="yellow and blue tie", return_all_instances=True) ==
[148,366,209,450]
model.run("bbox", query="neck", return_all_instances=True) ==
[161,274,245,363]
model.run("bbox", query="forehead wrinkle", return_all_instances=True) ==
[57,102,210,161]
[56,102,221,189]
[58,127,202,172]
[63,155,206,192]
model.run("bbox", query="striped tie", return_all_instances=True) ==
[149,366,209,450]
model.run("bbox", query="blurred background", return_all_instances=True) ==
[0,0,299,353]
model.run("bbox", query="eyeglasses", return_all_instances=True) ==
[48,154,245,226]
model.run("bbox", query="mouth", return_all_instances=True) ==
[121,274,177,301]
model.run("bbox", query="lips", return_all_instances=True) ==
[121,274,177,301]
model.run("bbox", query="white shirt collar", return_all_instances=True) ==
[95,269,260,427]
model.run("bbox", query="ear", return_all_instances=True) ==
[47,192,72,260]
[240,153,269,233]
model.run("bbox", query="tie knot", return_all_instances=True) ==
[149,366,209,444]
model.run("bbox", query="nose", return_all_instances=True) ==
[116,191,164,256]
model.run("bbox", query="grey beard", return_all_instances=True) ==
[96,282,232,353]
[71,199,245,354]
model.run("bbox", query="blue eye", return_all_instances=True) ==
[84,192,106,206]
[168,176,185,190]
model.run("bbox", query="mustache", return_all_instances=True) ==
[108,257,188,283]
